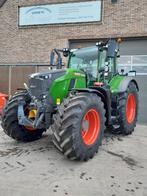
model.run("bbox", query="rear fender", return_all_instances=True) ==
[119,78,139,93]
[110,75,139,94]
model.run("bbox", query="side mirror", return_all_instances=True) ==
[107,40,117,58]
[127,70,136,77]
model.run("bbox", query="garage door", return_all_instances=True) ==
[119,40,147,125]
[119,40,147,75]
[69,39,147,125]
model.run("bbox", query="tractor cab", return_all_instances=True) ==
[68,40,119,86]
[68,46,100,85]
[50,40,120,87]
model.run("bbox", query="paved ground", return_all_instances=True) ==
[0,124,147,196]
[136,76,147,125]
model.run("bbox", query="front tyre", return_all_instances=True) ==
[1,91,46,142]
[51,92,106,161]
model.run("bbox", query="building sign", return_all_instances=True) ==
[19,1,102,26]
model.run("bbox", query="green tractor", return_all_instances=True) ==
[1,40,139,161]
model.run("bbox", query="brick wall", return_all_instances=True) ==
[0,0,147,64]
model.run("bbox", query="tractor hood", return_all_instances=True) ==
[28,68,86,102]
[30,69,66,80]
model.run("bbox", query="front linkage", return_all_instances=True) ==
[18,98,46,130]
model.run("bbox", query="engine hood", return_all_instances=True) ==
[29,69,66,80]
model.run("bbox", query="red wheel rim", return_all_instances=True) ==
[126,94,136,124]
[81,109,100,146]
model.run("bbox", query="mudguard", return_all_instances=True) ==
[109,75,139,93]
[119,77,139,93]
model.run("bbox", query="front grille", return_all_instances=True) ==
[28,70,66,98]
[29,78,49,98]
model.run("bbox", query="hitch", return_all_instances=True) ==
[17,99,45,129]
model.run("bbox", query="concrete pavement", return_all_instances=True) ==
[0,125,147,196]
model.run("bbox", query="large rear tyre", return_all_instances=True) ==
[113,82,139,135]
[51,92,106,161]
[1,91,46,142]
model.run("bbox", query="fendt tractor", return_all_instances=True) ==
[1,40,139,161]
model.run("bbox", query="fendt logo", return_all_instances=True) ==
[0,0,7,7]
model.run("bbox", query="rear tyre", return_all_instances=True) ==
[113,82,138,135]
[1,91,46,142]
[51,92,106,161]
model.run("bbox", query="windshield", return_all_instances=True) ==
[69,46,98,80]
